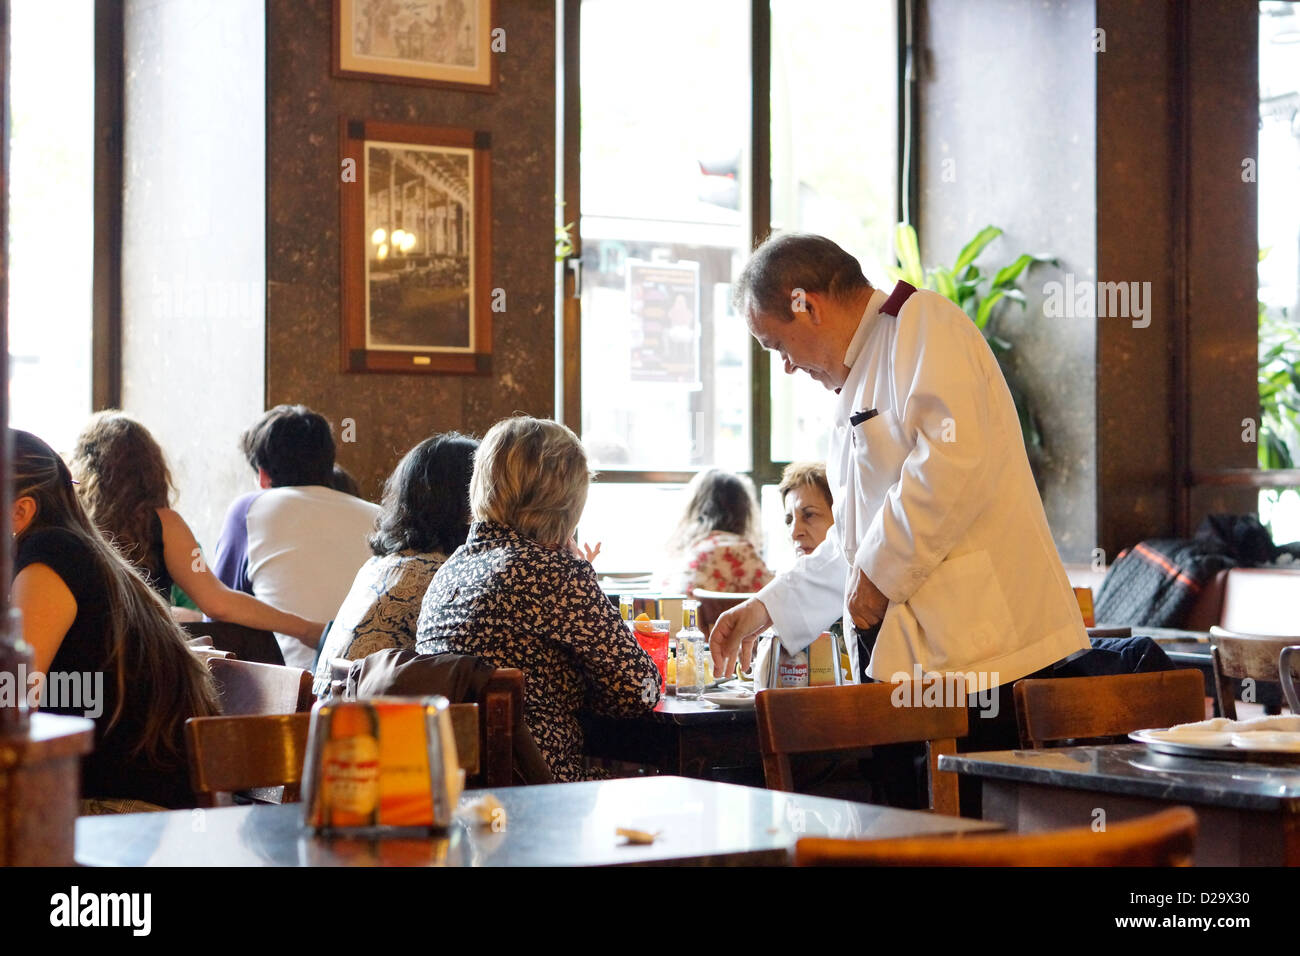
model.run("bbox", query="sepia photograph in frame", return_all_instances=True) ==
[341,120,492,374]
[335,0,497,91]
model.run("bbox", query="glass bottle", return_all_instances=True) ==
[676,600,706,700]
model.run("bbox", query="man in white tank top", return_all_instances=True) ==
[212,405,381,670]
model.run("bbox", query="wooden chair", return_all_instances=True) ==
[1284,646,1300,713]
[185,703,481,807]
[755,680,968,816]
[182,620,285,666]
[344,649,541,787]
[1210,627,1300,720]
[1014,670,1206,748]
[208,657,314,716]
[477,668,525,787]
[795,806,1197,866]
[186,713,312,807]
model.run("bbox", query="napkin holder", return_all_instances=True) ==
[754,630,848,689]
[301,695,462,834]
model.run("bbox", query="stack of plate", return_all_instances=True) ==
[1130,715,1300,761]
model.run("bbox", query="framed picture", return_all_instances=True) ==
[340,119,492,375]
[335,0,497,91]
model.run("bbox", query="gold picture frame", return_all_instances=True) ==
[334,0,497,92]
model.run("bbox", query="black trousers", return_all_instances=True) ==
[853,624,1054,815]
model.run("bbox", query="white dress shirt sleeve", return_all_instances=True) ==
[756,522,848,655]
[856,300,995,604]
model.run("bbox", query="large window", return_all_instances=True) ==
[571,0,899,573]
[1258,1,1300,542]
[6,0,96,455]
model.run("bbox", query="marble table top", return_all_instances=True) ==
[76,775,1001,867]
[941,744,1300,812]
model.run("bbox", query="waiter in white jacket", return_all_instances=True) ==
[713,234,1089,762]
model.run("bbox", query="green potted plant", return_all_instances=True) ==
[1258,249,1299,471]
[888,222,1056,479]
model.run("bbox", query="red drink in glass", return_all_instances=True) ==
[632,619,670,694]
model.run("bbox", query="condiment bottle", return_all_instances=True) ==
[676,600,706,700]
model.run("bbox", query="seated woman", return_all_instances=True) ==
[70,411,324,651]
[415,416,660,783]
[313,433,478,694]
[779,460,834,557]
[10,430,220,810]
[656,468,773,597]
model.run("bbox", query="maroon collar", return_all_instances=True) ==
[880,280,918,317]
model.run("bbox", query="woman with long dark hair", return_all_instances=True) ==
[10,429,219,810]
[656,468,773,597]
[70,411,324,646]
[312,432,478,693]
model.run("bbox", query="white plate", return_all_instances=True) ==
[1130,727,1300,762]
[701,691,755,709]
[1230,732,1300,753]
[1140,729,1236,748]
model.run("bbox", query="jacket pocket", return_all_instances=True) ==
[850,409,912,511]
[907,549,1017,674]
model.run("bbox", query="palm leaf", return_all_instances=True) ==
[953,226,1002,273]
[975,289,1007,330]
[930,267,958,303]
[893,223,924,287]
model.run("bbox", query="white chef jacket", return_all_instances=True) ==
[755,286,1089,689]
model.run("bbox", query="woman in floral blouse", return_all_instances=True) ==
[657,469,774,597]
[415,416,660,782]
[313,433,477,694]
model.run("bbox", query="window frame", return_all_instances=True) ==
[558,0,909,498]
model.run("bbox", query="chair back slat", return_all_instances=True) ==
[186,713,311,807]
[185,703,479,807]
[479,668,522,787]
[755,681,968,815]
[1210,627,1300,720]
[1014,670,1205,748]
[182,620,285,665]
[209,658,314,716]
[449,703,480,777]
[795,806,1198,866]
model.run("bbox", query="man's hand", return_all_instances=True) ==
[710,598,773,680]
[847,568,889,630]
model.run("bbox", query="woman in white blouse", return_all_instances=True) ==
[313,433,478,693]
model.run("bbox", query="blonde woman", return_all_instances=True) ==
[415,416,659,782]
